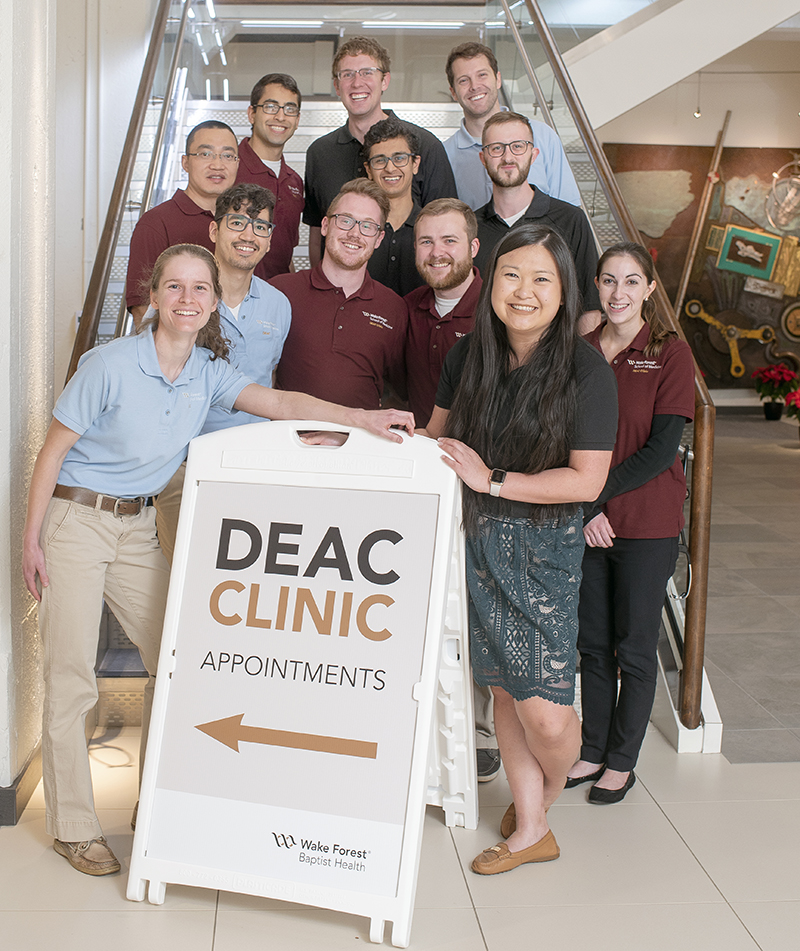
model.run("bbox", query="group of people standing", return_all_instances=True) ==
[22,36,695,882]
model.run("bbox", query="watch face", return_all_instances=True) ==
[490,469,506,484]
[782,302,800,341]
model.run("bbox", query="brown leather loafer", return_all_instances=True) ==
[471,830,560,875]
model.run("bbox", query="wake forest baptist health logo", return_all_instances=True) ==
[272,832,297,849]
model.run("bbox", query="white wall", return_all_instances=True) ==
[0,0,156,793]
[597,36,800,148]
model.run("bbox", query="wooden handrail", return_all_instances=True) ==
[520,0,715,729]
[65,0,175,383]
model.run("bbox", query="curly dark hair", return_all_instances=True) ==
[361,116,420,167]
[140,244,230,361]
[445,224,582,532]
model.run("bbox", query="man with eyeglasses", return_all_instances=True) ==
[443,42,580,211]
[270,179,408,411]
[303,37,456,270]
[125,120,239,326]
[235,73,304,281]
[474,112,601,316]
[154,183,291,563]
[362,116,425,298]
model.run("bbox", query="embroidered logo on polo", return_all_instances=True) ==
[256,319,280,336]
[182,392,207,402]
[287,184,302,198]
[363,312,395,331]
[627,358,662,373]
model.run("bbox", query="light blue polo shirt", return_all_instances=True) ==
[202,275,291,434]
[54,328,252,497]
[443,115,582,210]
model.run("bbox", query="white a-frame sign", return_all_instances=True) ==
[127,422,464,947]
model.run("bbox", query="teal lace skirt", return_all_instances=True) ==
[466,510,584,705]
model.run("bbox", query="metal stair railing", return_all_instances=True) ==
[66,0,192,381]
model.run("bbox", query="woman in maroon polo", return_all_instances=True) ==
[567,242,695,803]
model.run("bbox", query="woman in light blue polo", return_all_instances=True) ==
[22,244,413,878]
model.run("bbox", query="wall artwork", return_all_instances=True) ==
[604,144,800,388]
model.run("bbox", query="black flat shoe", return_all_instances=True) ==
[588,771,636,804]
[564,765,605,788]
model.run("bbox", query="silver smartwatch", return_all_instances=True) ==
[489,469,507,497]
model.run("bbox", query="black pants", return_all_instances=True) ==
[577,536,679,772]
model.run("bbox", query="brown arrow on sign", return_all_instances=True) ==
[195,714,378,759]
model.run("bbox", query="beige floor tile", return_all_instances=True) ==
[0,808,216,912]
[477,902,759,951]
[732,901,800,951]
[214,904,485,950]
[636,729,800,802]
[454,801,720,908]
[662,799,800,902]
[0,910,217,951]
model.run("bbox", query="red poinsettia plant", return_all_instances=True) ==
[784,388,800,420]
[751,363,798,402]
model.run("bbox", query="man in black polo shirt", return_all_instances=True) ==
[362,116,425,298]
[303,36,457,267]
[474,111,601,319]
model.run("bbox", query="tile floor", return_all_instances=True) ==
[2,412,798,950]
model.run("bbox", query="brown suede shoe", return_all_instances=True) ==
[54,837,121,876]
[471,830,560,875]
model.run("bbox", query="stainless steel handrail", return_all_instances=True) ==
[67,0,190,381]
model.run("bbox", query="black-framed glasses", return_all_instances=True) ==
[217,213,275,237]
[335,67,386,82]
[366,152,418,170]
[329,213,382,238]
[186,150,239,163]
[254,100,300,118]
[481,140,534,158]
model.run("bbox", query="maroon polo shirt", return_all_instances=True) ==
[269,265,408,410]
[586,323,695,538]
[235,137,304,281]
[404,269,482,428]
[125,189,215,309]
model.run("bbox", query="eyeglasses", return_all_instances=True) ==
[254,100,300,118]
[366,152,418,170]
[481,140,534,158]
[186,150,239,163]
[329,213,382,238]
[335,67,386,82]
[218,213,275,237]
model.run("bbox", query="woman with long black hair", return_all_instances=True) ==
[425,224,618,874]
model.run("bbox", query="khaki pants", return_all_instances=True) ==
[39,497,170,841]
[474,682,497,748]
[154,460,187,566]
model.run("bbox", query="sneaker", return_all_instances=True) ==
[54,836,121,876]
[477,748,502,782]
[131,800,138,831]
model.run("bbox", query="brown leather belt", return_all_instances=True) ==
[53,484,147,516]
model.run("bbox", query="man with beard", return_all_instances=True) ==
[404,199,480,429]
[270,179,408,410]
[154,182,292,563]
[474,112,601,314]
[444,42,580,211]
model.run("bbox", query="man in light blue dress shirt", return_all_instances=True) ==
[443,42,581,211]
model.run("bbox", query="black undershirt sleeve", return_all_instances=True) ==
[583,414,688,524]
